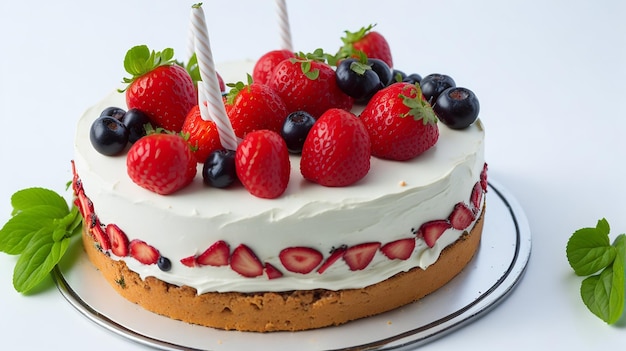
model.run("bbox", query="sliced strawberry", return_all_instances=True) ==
[197,240,230,266]
[180,255,197,267]
[480,163,488,192]
[264,262,284,280]
[105,224,129,257]
[448,202,476,230]
[71,160,82,195]
[417,220,452,248]
[279,247,323,274]
[380,238,415,260]
[75,190,94,219]
[317,246,347,274]
[230,244,264,278]
[87,213,111,251]
[470,182,483,212]
[129,239,160,265]
[343,242,381,271]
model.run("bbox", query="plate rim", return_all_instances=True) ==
[52,179,531,351]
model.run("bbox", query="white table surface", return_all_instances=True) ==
[1,0,625,349]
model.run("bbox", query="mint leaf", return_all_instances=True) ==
[13,233,71,293]
[581,269,613,323]
[2,186,83,294]
[580,261,624,324]
[568,219,626,325]
[609,234,625,323]
[52,207,81,242]
[10,187,69,216]
[566,218,615,276]
[0,205,68,254]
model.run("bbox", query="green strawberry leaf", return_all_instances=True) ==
[119,45,177,91]
[225,74,254,105]
[399,84,438,124]
[336,24,376,62]
[566,218,615,276]
[0,205,68,255]
[183,52,201,86]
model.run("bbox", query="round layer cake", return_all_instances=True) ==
[72,61,487,332]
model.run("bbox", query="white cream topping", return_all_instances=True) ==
[73,61,485,294]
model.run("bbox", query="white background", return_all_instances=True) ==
[1,0,625,349]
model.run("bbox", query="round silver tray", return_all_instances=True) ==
[53,179,531,351]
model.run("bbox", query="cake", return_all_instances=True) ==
[71,17,487,332]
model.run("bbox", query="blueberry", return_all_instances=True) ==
[367,58,393,86]
[433,87,480,129]
[335,58,384,102]
[202,149,237,188]
[420,74,456,104]
[281,111,316,154]
[402,73,422,84]
[100,106,126,120]
[157,256,172,271]
[89,116,129,156]
[122,108,151,143]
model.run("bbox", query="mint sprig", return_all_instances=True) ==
[0,187,82,293]
[566,218,626,324]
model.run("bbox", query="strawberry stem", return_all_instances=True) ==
[119,45,176,92]
[400,84,438,124]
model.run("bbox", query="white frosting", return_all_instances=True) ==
[73,61,485,294]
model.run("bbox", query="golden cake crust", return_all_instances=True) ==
[82,207,484,332]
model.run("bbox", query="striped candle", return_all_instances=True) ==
[190,3,238,150]
[275,0,293,51]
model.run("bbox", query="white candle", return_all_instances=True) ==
[190,3,238,150]
[275,0,293,51]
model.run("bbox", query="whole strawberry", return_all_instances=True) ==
[268,52,353,118]
[121,45,196,132]
[252,49,295,85]
[360,82,439,161]
[235,130,290,199]
[126,133,197,195]
[337,24,393,68]
[181,105,222,163]
[225,76,289,138]
[300,108,370,187]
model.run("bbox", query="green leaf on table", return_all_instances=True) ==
[0,205,68,254]
[566,218,615,276]
[1,185,83,294]
[13,232,72,293]
[569,218,626,325]
[580,263,624,324]
[608,234,625,323]
[51,207,81,242]
[10,187,69,216]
